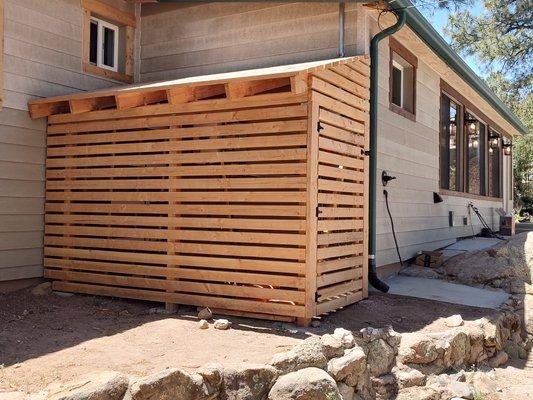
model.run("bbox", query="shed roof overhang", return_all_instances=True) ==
[27,56,368,119]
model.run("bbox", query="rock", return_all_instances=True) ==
[444,315,464,327]
[524,294,533,335]
[366,339,395,376]
[31,282,52,296]
[333,328,355,349]
[326,346,366,383]
[426,374,473,400]
[268,367,341,400]
[130,368,211,400]
[469,370,499,398]
[320,334,345,359]
[198,319,209,329]
[393,367,426,388]
[270,336,327,374]
[476,317,503,349]
[337,383,354,400]
[437,329,471,367]
[488,350,508,368]
[359,326,401,349]
[503,340,527,359]
[395,386,440,400]
[370,374,397,398]
[48,371,129,400]
[311,320,321,328]
[214,319,231,330]
[221,364,277,400]
[399,333,439,364]
[198,307,213,320]
[197,363,223,395]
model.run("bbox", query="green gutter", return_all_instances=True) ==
[367,7,407,292]
[388,0,527,135]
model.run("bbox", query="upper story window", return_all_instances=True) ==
[89,17,119,72]
[389,37,417,121]
[81,0,135,84]
[439,80,508,199]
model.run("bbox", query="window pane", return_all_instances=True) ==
[89,20,98,64]
[391,66,402,107]
[439,95,459,191]
[402,65,415,113]
[103,26,115,68]
[466,112,486,195]
[488,131,501,197]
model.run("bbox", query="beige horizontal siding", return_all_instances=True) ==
[0,0,134,281]
[374,35,504,266]
[140,2,364,82]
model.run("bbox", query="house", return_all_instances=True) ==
[0,0,526,320]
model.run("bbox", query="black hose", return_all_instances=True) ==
[384,189,403,266]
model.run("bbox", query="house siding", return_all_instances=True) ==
[140,1,366,82]
[0,0,134,281]
[374,35,504,266]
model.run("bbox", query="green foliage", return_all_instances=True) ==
[445,0,532,90]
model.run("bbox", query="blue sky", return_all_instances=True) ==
[417,1,485,75]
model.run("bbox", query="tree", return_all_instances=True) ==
[442,0,532,209]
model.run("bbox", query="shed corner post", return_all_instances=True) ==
[301,82,320,327]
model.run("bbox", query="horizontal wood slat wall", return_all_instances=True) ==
[45,94,308,320]
[310,58,370,316]
[38,56,370,323]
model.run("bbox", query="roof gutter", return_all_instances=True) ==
[387,0,527,135]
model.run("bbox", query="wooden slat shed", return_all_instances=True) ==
[28,56,370,324]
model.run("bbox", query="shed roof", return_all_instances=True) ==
[28,56,368,119]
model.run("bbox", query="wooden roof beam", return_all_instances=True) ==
[225,77,292,100]
[116,90,168,110]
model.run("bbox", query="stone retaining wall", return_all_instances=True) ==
[25,311,528,400]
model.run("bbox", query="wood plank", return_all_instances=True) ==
[47,104,308,134]
[52,281,306,317]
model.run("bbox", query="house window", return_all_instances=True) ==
[465,112,487,196]
[488,129,502,198]
[439,82,508,199]
[439,94,461,191]
[81,0,135,83]
[89,17,119,72]
[389,37,417,120]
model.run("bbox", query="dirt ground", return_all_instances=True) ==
[0,285,514,395]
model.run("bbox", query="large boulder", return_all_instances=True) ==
[268,367,341,400]
[130,368,212,400]
[333,328,355,349]
[399,333,439,365]
[270,337,327,374]
[48,371,129,400]
[220,364,277,400]
[366,339,395,376]
[327,346,366,383]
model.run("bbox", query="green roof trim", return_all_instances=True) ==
[388,0,527,134]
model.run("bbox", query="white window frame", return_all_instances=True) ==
[90,17,119,72]
[392,59,404,108]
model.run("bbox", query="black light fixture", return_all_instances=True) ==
[503,142,512,156]
[433,192,443,204]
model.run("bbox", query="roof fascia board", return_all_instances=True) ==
[387,0,527,135]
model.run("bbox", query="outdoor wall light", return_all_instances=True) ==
[503,144,512,156]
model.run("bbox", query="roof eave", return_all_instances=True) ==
[388,0,527,135]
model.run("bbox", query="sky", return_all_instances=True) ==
[416,0,486,76]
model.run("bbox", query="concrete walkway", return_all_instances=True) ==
[381,275,509,309]
[442,237,504,260]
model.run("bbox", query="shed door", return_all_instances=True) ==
[310,60,370,315]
